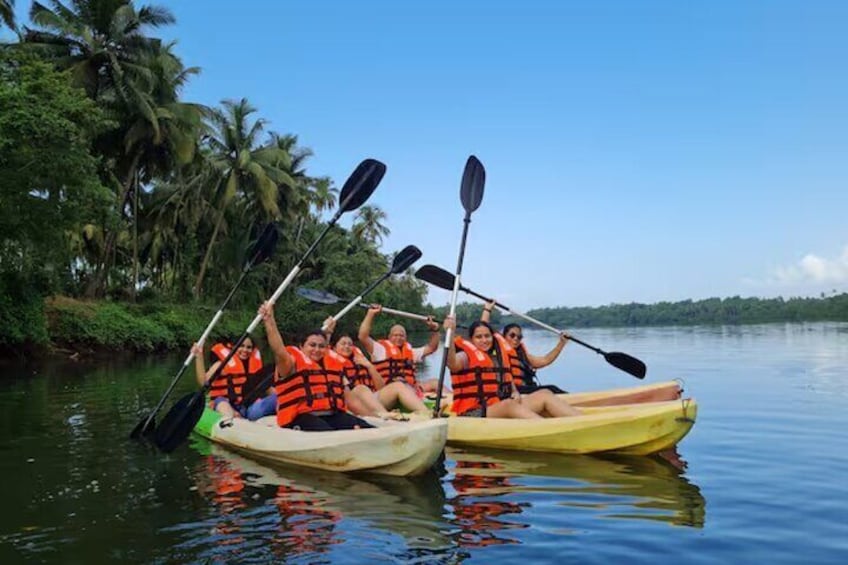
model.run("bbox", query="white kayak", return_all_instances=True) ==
[193,408,447,476]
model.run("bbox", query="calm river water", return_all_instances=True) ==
[1,323,847,563]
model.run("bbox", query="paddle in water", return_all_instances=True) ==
[152,159,387,453]
[432,156,486,417]
[129,222,279,441]
[415,264,648,379]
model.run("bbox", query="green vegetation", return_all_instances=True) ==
[434,293,848,330]
[0,1,424,355]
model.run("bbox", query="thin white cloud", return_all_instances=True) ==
[767,245,848,286]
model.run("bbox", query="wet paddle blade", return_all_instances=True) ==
[604,352,647,379]
[153,392,205,453]
[460,155,485,213]
[245,222,279,269]
[390,245,423,274]
[415,264,456,291]
[296,287,342,305]
[129,413,156,440]
[338,159,387,213]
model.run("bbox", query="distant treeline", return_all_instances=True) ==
[433,293,848,329]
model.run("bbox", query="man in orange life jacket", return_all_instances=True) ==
[357,304,442,394]
[262,301,374,431]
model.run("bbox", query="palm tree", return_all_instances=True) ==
[193,98,294,297]
[85,42,204,297]
[25,0,173,116]
[352,205,390,246]
[1,0,15,30]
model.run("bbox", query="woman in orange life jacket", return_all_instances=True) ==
[443,316,581,418]
[332,333,431,418]
[480,300,568,394]
[191,307,278,421]
[261,301,374,432]
[357,304,442,395]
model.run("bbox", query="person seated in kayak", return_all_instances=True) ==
[480,301,568,394]
[262,301,374,432]
[358,304,442,395]
[191,312,278,421]
[332,332,431,418]
[443,316,581,419]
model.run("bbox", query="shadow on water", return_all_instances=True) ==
[445,446,705,547]
[158,437,462,563]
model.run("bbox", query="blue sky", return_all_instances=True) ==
[8,1,848,310]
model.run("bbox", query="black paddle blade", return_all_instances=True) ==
[460,155,485,213]
[338,159,386,213]
[245,222,279,269]
[153,392,206,453]
[129,413,156,440]
[296,287,341,305]
[391,245,423,274]
[415,264,456,291]
[604,352,647,379]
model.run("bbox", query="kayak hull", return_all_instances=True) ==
[433,380,683,415]
[563,380,682,407]
[446,398,697,455]
[193,409,447,476]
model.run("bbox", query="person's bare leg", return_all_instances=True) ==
[486,398,543,419]
[522,389,582,417]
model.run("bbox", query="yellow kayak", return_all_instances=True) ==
[562,380,682,407]
[446,398,697,455]
[434,380,683,415]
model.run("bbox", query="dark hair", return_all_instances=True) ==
[468,320,495,338]
[300,329,328,346]
[331,333,354,347]
[502,323,521,336]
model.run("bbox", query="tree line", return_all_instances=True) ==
[0,0,424,351]
[431,293,848,330]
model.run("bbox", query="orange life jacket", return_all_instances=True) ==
[509,342,538,387]
[374,339,417,387]
[209,342,264,406]
[451,333,514,416]
[275,346,348,427]
[342,345,376,391]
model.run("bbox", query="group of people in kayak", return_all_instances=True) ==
[193,298,581,431]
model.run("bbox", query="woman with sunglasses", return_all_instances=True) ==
[443,316,581,419]
[480,301,568,394]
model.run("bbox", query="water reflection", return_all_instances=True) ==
[171,439,456,562]
[447,447,706,534]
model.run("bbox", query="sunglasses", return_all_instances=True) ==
[507,332,523,339]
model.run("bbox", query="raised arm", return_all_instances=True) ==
[480,299,495,323]
[524,332,570,369]
[421,316,441,356]
[192,342,221,387]
[259,301,292,376]
[358,304,381,355]
[443,316,466,372]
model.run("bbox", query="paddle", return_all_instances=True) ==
[321,245,422,330]
[129,222,279,441]
[152,159,386,453]
[296,287,448,325]
[414,264,647,379]
[239,245,422,408]
[432,156,485,417]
